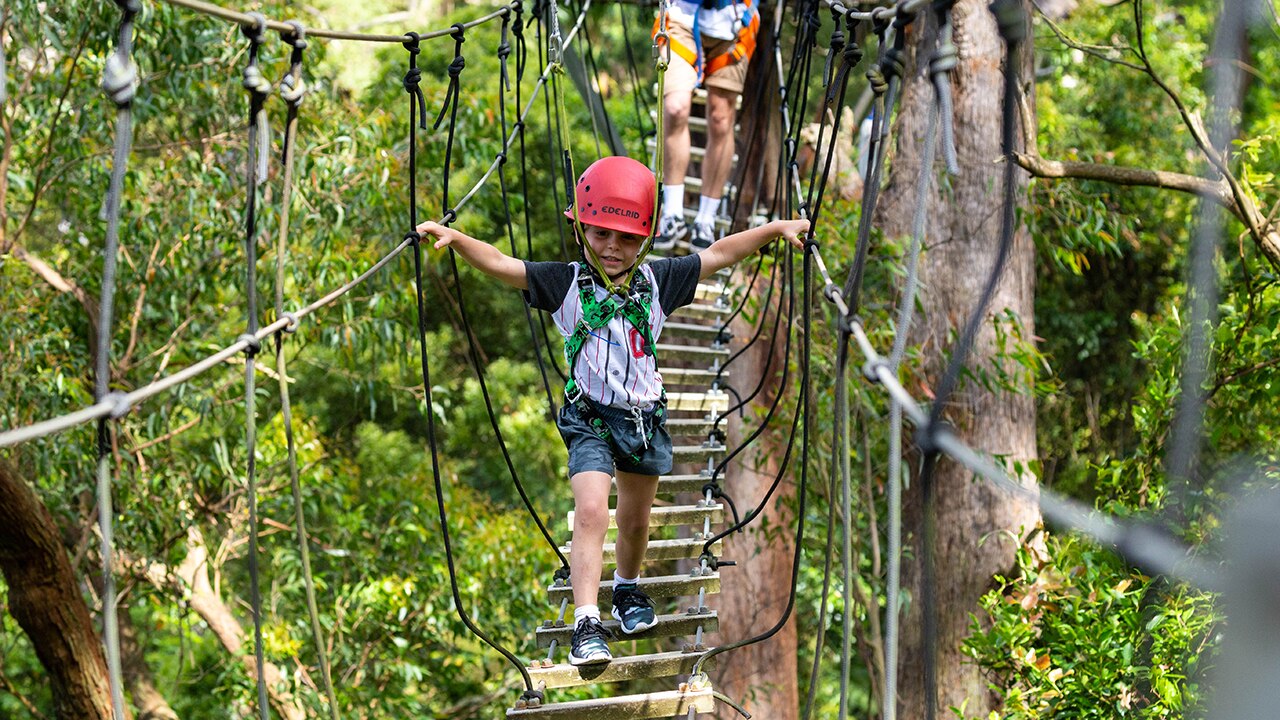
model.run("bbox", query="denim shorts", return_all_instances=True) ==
[556,399,673,477]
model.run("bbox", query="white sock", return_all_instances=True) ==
[663,184,685,218]
[695,194,720,226]
[574,604,601,625]
[613,571,639,588]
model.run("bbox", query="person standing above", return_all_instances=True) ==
[652,0,760,250]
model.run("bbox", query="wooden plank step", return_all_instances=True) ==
[508,687,714,719]
[649,108,741,135]
[664,418,721,437]
[656,343,730,363]
[662,321,726,341]
[527,650,714,690]
[611,474,714,496]
[567,504,724,531]
[547,572,720,605]
[665,392,728,414]
[671,302,732,321]
[693,283,732,303]
[536,610,719,647]
[647,136,738,165]
[561,537,724,563]
[671,444,726,463]
[660,366,729,388]
[694,85,743,108]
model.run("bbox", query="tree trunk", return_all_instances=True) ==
[715,256,799,719]
[0,460,115,720]
[876,2,1041,717]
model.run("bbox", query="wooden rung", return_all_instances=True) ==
[526,650,715,690]
[648,108,742,135]
[662,321,725,340]
[693,283,733,303]
[547,572,720,605]
[508,687,715,719]
[646,135,739,165]
[672,444,726,463]
[665,392,728,414]
[567,504,724,531]
[661,366,730,388]
[561,537,725,563]
[678,209,733,231]
[672,302,732,321]
[611,474,715,496]
[664,418,721,437]
[656,343,730,363]
[536,610,719,647]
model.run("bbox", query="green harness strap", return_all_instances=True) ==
[563,267,656,399]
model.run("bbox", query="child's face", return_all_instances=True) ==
[583,224,647,276]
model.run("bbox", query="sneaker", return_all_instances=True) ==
[690,221,717,249]
[611,583,657,634]
[568,617,613,666]
[653,215,687,252]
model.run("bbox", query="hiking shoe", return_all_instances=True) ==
[653,215,687,252]
[611,583,657,634]
[568,617,613,666]
[690,221,717,249]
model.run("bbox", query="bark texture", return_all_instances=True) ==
[714,256,799,720]
[0,460,115,720]
[875,2,1041,717]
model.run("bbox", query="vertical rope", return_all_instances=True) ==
[237,13,272,720]
[271,23,341,720]
[96,2,142,717]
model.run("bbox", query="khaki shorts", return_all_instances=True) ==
[660,20,751,96]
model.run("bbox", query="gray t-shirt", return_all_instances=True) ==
[523,255,703,409]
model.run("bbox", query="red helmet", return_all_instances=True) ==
[563,156,656,237]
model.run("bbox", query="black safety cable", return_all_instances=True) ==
[712,245,782,394]
[692,239,814,679]
[842,4,909,312]
[913,3,1024,719]
[617,2,652,142]
[432,23,468,191]
[435,19,569,571]
[804,9,864,233]
[575,8,614,157]
[400,38,542,705]
[702,250,799,548]
[237,14,272,720]
[96,2,141,717]
[270,23,341,720]
[498,2,560,414]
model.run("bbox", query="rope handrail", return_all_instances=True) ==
[160,0,512,44]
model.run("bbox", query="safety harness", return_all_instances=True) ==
[563,266,667,463]
[653,0,760,84]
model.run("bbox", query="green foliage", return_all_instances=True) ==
[964,537,1219,719]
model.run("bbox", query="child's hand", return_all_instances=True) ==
[776,218,811,250]
[415,221,457,250]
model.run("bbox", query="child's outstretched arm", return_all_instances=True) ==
[696,218,810,279]
[416,221,528,290]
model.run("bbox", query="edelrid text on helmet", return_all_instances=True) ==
[564,156,656,238]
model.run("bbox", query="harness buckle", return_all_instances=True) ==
[630,405,650,450]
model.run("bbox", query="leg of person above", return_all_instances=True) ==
[655,23,698,251]
[611,470,660,634]
[568,470,614,665]
[692,86,740,248]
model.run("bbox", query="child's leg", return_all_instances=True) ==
[613,470,660,579]
[569,471,613,611]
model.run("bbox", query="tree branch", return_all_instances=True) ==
[1011,153,1280,268]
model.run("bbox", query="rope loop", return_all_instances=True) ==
[240,12,269,46]
[104,391,132,420]
[239,333,262,357]
[101,54,139,107]
[914,421,942,455]
[803,238,820,253]
[281,20,308,50]
[843,14,864,66]
[448,55,467,78]
[115,0,142,13]
[402,31,421,55]
[881,47,906,82]
[866,67,888,95]
[553,565,572,583]
[862,358,890,384]
[496,150,508,166]
[442,208,458,225]
[405,230,422,246]
[988,0,1027,42]
[929,39,959,75]
[281,311,300,334]
[279,24,309,107]
[450,21,467,45]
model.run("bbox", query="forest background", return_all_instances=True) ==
[1,0,1277,718]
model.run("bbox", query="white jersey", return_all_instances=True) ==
[551,263,670,410]
[667,0,748,41]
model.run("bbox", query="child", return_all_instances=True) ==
[416,155,808,666]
